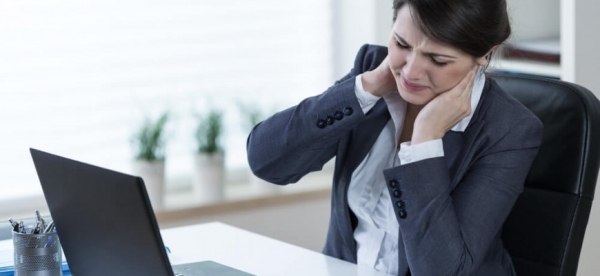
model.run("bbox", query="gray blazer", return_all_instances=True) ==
[247,44,543,275]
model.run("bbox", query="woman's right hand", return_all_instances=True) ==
[361,56,397,97]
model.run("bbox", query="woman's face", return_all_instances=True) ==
[388,5,488,106]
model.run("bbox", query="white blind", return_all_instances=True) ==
[0,0,333,199]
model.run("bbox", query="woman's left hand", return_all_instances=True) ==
[411,66,478,144]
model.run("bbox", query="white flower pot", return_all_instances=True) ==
[132,160,166,209]
[193,152,225,203]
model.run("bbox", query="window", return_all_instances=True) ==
[0,0,334,205]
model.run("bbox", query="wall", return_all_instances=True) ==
[331,0,388,79]
[507,0,560,41]
[562,2,600,274]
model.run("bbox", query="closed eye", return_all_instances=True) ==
[430,58,448,66]
[395,35,450,66]
[395,40,410,49]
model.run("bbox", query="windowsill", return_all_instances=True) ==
[0,164,335,227]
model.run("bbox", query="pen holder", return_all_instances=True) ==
[12,231,62,276]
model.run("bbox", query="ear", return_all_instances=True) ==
[475,45,500,66]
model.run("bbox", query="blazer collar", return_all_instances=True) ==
[466,73,493,128]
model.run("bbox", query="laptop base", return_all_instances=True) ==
[172,261,254,276]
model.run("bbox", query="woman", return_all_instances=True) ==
[247,0,543,275]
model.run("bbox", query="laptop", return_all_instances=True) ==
[30,148,254,276]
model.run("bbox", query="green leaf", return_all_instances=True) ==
[195,110,223,154]
[131,112,169,161]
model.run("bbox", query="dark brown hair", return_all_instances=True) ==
[392,0,511,58]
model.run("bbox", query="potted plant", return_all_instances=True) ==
[192,109,225,202]
[131,112,169,209]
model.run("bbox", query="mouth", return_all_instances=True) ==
[400,77,428,92]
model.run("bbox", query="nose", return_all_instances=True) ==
[402,53,425,81]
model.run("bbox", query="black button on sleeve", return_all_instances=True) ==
[343,107,354,116]
[399,209,407,219]
[326,116,334,125]
[395,200,405,209]
[389,179,398,188]
[334,111,344,120]
[393,189,402,198]
[317,119,326,129]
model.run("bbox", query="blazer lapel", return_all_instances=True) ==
[443,77,492,187]
[443,121,484,187]
[343,99,391,179]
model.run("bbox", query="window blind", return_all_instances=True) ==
[0,0,333,199]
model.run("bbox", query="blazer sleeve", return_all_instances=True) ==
[383,115,543,275]
[246,44,387,184]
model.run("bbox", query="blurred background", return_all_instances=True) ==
[0,0,398,200]
[0,0,569,209]
[0,0,334,200]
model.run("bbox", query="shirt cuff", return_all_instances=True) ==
[398,139,444,165]
[354,74,381,114]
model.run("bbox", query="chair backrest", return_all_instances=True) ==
[490,73,600,276]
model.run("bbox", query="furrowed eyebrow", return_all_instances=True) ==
[393,32,458,59]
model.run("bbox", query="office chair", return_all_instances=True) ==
[490,73,600,276]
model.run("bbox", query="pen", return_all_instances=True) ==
[32,222,42,234]
[35,210,46,230]
[8,218,18,232]
[18,221,24,234]
[43,221,55,233]
[44,235,55,248]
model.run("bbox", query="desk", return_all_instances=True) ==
[1,222,386,276]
